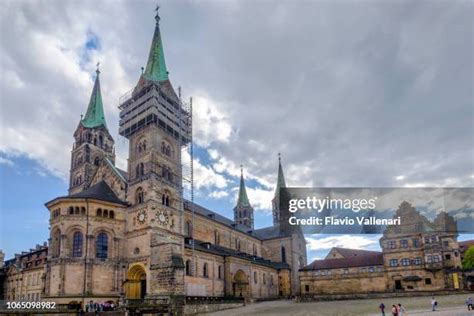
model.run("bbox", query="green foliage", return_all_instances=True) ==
[462,246,474,270]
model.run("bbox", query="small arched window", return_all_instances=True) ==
[96,208,102,217]
[96,232,108,259]
[52,229,61,258]
[185,221,193,237]
[203,263,208,278]
[81,207,86,215]
[281,246,286,263]
[109,210,115,219]
[253,244,258,256]
[235,238,241,251]
[140,163,144,176]
[68,206,74,215]
[103,209,108,217]
[72,231,83,257]
[136,188,144,204]
[94,157,100,166]
[218,265,223,279]
[254,271,258,284]
[214,230,220,245]
[185,260,192,276]
[162,192,170,207]
[74,207,80,215]
[99,135,103,148]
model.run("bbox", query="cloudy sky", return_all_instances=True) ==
[0,0,473,261]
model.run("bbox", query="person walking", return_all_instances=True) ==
[379,302,386,316]
[397,303,406,316]
[431,297,437,311]
[392,304,398,316]
[467,297,473,311]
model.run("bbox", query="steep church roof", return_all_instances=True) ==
[274,154,287,198]
[68,181,127,205]
[236,166,251,208]
[81,69,107,129]
[142,7,168,83]
[253,225,292,240]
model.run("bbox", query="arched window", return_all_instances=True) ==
[136,164,140,178]
[52,229,61,258]
[185,260,192,276]
[253,244,258,256]
[254,271,258,284]
[214,230,220,245]
[74,207,80,215]
[263,273,266,285]
[162,192,170,207]
[135,188,144,204]
[81,207,86,215]
[218,265,223,279]
[203,263,208,278]
[185,221,193,237]
[281,246,286,263]
[103,209,108,217]
[96,232,108,259]
[96,208,102,217]
[68,206,74,215]
[94,157,100,166]
[72,231,83,257]
[140,163,144,176]
[99,135,103,148]
[109,210,115,219]
[236,238,241,251]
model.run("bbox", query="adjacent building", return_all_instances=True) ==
[300,202,465,296]
[2,245,48,301]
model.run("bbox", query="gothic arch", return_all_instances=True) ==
[126,263,147,299]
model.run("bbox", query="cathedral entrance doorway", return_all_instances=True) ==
[232,269,249,297]
[126,264,147,299]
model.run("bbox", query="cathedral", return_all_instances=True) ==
[40,7,307,313]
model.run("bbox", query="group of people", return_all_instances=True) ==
[84,300,116,313]
[379,303,406,316]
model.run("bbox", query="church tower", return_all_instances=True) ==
[234,166,254,229]
[69,68,115,195]
[118,6,190,302]
[272,154,287,226]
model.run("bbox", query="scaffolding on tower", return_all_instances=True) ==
[179,90,195,258]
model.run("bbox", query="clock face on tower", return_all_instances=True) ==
[156,209,169,225]
[136,209,147,224]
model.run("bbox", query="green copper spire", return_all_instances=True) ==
[143,6,169,82]
[274,153,287,197]
[237,165,251,207]
[81,67,107,128]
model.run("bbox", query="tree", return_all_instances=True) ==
[462,246,474,270]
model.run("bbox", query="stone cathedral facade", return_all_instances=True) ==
[41,8,307,312]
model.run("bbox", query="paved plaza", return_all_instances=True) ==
[204,294,473,316]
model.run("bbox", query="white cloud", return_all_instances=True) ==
[192,94,233,147]
[305,234,379,251]
[209,190,229,199]
[0,156,14,167]
[246,187,274,212]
